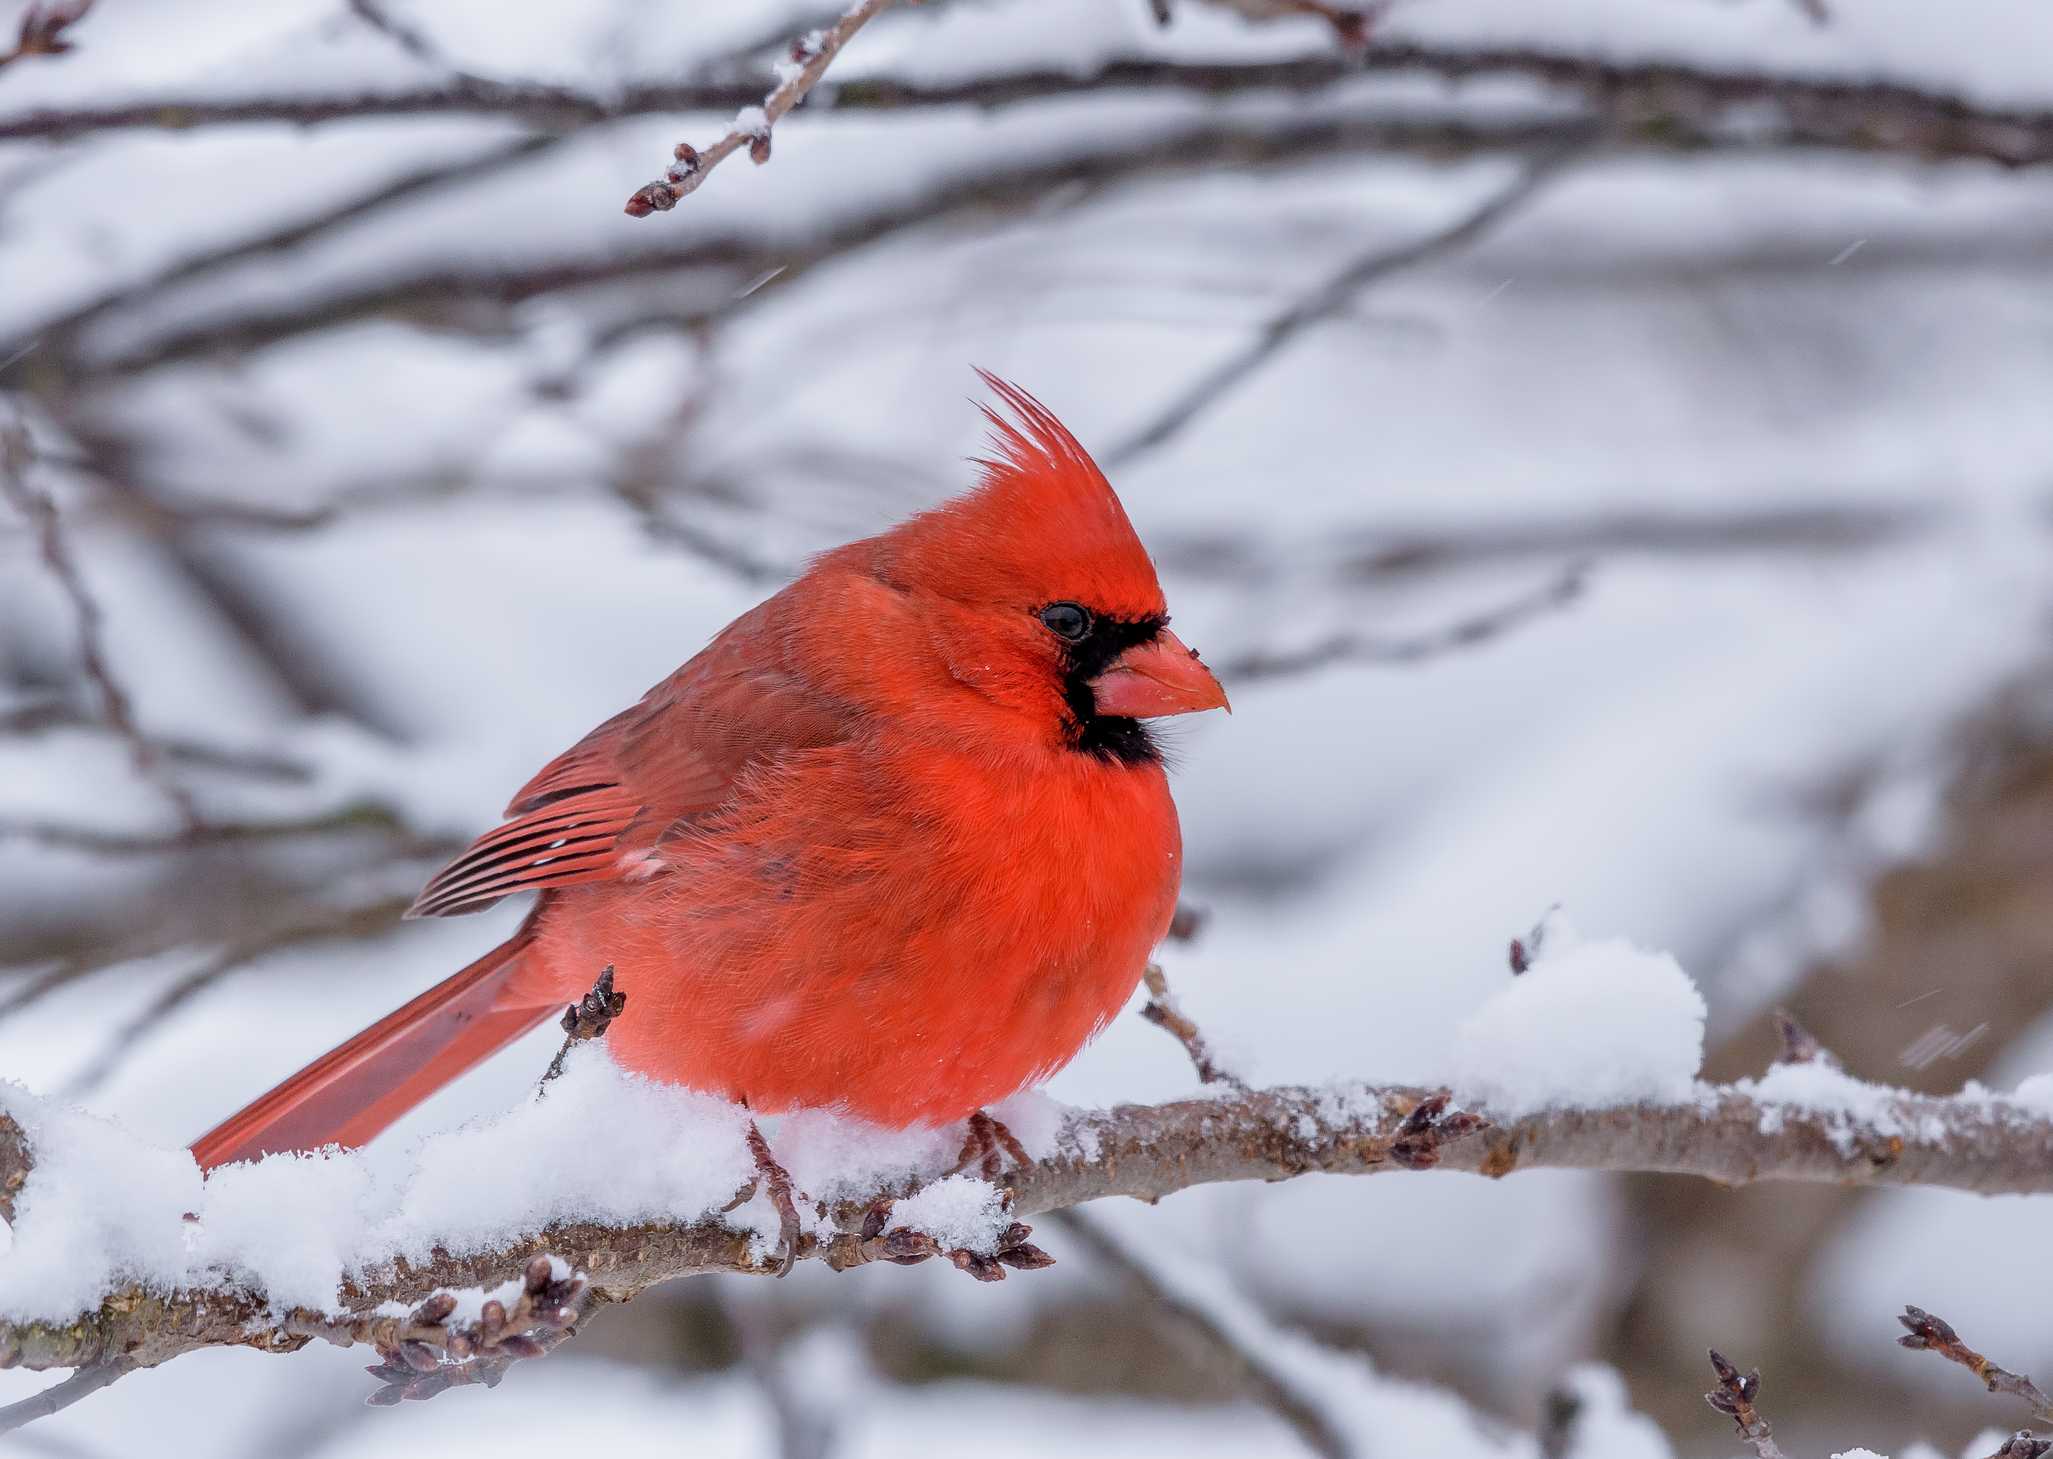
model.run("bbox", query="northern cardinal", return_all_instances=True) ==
[191,374,1228,1174]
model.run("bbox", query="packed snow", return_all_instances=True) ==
[1448,920,1707,1116]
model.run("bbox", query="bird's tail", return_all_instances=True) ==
[189,928,559,1171]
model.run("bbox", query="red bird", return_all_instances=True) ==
[191,375,1228,1173]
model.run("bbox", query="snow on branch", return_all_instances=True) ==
[623,0,903,219]
[5,929,2053,1432]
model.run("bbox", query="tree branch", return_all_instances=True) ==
[1104,149,1574,468]
[0,0,91,77]
[0,418,199,828]
[3,1075,2050,1380]
[624,0,905,218]
[1053,1206,1355,1459]
[0,1358,132,1438]
[4,46,2051,175]
[1899,1305,2053,1424]
[1217,565,1588,682]
[1704,1350,1790,1459]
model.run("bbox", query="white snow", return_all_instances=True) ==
[1448,923,1707,1116]
[888,1174,1009,1255]
[0,1044,758,1323]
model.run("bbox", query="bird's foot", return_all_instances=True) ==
[947,1109,1032,1181]
[744,1119,806,1277]
[857,1199,1054,1282]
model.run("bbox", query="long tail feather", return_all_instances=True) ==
[190,930,558,1171]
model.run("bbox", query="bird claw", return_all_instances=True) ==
[947,1109,1032,1181]
[745,1120,806,1276]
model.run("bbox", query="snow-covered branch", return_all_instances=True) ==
[3,1054,2050,1381]
[623,0,905,219]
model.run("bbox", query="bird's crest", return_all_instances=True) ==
[873,371,1166,618]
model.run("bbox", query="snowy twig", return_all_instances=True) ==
[0,0,91,75]
[0,419,200,830]
[1052,1207,1356,1459]
[337,1256,590,1406]
[540,967,627,1087]
[6,1074,2053,1378]
[1104,150,1576,469]
[1704,1350,1789,1459]
[0,1358,133,1437]
[1218,566,1588,682]
[1771,1006,1839,1068]
[1898,1305,2053,1423]
[1139,964,1245,1089]
[623,0,904,219]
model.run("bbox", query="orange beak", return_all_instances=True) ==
[1088,628,1231,719]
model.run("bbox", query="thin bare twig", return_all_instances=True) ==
[1104,149,1578,469]
[1899,1305,2053,1423]
[624,0,905,218]
[0,420,200,829]
[1139,963,1245,1089]
[0,1359,133,1437]
[1218,566,1588,682]
[1704,1350,1789,1459]
[58,895,416,1098]
[540,967,625,1086]
[0,0,91,75]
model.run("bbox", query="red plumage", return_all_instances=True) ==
[191,374,1227,1171]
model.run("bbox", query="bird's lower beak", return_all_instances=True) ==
[1088,628,1231,719]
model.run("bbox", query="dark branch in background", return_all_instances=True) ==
[4,45,2053,175]
[1899,1306,2053,1424]
[1104,149,1577,469]
[0,800,447,857]
[1053,1206,1355,1459]
[65,117,1589,379]
[19,136,563,359]
[1219,565,1588,682]
[625,0,905,217]
[58,893,418,1098]
[0,419,200,829]
[0,699,309,780]
[0,0,90,75]
[1704,1350,1790,1459]
[0,1358,133,1439]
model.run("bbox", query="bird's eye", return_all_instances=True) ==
[1039,602,1091,642]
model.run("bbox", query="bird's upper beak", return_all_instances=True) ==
[1088,627,1230,719]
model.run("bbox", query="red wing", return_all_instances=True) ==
[407,614,849,919]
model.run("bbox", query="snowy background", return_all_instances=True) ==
[4,0,2053,1454]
